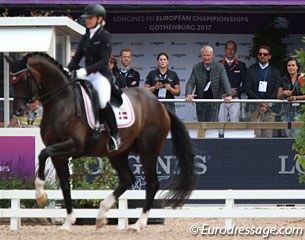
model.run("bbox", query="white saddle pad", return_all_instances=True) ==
[79,85,135,130]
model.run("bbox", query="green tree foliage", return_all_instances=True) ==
[291,37,305,184]
[70,157,118,208]
[294,37,305,71]
[248,22,289,75]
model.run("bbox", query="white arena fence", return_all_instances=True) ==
[1,189,305,231]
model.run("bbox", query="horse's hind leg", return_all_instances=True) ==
[96,151,135,229]
[129,152,159,232]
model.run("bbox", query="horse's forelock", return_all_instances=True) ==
[9,57,27,75]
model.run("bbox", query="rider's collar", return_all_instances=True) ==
[89,25,101,39]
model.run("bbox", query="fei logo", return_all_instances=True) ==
[274,17,289,29]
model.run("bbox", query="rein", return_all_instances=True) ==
[20,67,77,105]
[37,77,77,105]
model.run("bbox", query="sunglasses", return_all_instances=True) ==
[108,60,115,64]
[258,53,269,57]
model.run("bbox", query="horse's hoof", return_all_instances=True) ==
[58,225,72,234]
[96,217,108,229]
[127,227,138,233]
[58,228,71,235]
[36,193,48,207]
[127,224,142,232]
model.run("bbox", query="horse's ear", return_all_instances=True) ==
[4,55,14,65]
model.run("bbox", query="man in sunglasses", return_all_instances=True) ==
[246,45,281,138]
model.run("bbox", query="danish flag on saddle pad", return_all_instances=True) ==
[79,85,135,130]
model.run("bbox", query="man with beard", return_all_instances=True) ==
[246,45,281,138]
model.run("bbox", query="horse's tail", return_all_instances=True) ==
[163,109,197,208]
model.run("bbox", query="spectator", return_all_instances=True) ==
[2,8,9,17]
[246,45,281,138]
[66,9,73,19]
[185,45,232,122]
[70,49,76,58]
[144,52,180,113]
[8,100,43,128]
[68,49,80,71]
[119,48,140,87]
[218,40,247,122]
[277,58,305,125]
[109,55,127,88]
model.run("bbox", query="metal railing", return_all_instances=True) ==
[1,99,304,138]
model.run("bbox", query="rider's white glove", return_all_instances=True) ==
[76,68,87,79]
[63,67,70,75]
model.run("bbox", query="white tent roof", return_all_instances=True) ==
[0,27,54,52]
[0,17,85,52]
[0,17,85,127]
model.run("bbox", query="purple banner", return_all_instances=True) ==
[2,0,305,5]
[107,12,303,34]
[0,136,35,178]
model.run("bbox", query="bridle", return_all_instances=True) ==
[10,66,77,105]
[10,67,41,104]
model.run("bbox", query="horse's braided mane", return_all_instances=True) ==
[26,52,71,80]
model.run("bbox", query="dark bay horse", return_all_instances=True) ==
[5,53,196,232]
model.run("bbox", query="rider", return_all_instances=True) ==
[67,4,121,151]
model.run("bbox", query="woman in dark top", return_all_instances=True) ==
[277,58,305,124]
[109,55,127,89]
[144,52,180,113]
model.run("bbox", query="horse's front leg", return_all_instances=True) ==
[35,139,77,207]
[35,148,50,207]
[35,139,78,233]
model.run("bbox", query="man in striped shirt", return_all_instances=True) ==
[8,100,43,128]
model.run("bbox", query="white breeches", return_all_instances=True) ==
[84,72,110,109]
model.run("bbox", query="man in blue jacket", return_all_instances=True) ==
[246,45,281,138]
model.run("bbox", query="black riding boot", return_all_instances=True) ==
[101,103,122,152]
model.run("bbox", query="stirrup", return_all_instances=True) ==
[106,135,122,152]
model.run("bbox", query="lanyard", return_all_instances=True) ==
[159,73,167,82]
[260,67,269,81]
[120,69,129,77]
